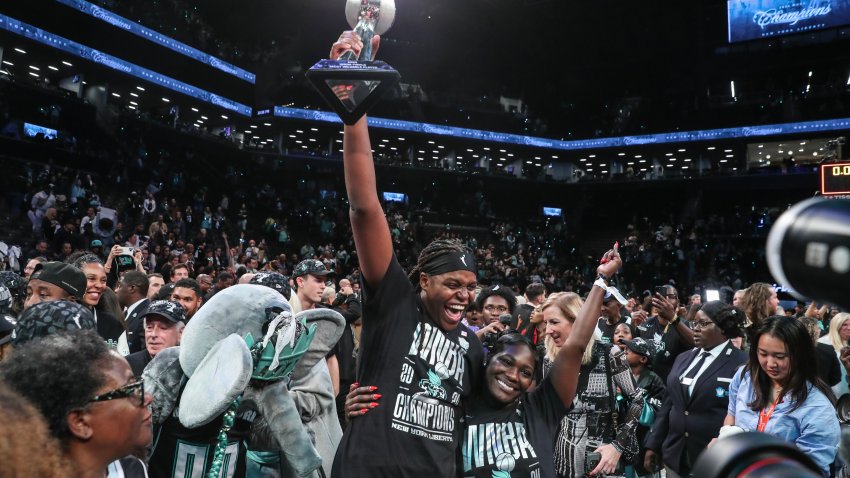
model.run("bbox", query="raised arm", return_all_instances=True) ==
[549,244,622,406]
[332,32,392,287]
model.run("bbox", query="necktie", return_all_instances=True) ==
[682,351,711,397]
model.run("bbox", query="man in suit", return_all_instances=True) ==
[644,301,747,478]
[116,270,149,353]
[125,300,186,376]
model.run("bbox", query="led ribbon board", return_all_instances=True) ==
[274,107,850,152]
[728,0,850,43]
[53,0,255,84]
[821,161,850,195]
[0,14,252,116]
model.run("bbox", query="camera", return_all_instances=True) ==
[767,197,850,311]
[482,314,516,355]
[119,246,134,256]
[655,286,668,297]
[692,432,819,477]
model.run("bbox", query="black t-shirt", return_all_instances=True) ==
[331,256,484,478]
[461,375,567,478]
[637,316,690,382]
[596,316,628,344]
[148,401,255,478]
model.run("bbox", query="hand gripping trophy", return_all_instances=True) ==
[307,0,400,125]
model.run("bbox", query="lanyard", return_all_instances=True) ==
[757,394,783,432]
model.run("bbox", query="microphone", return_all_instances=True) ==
[766,197,850,311]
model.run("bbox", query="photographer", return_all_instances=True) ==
[474,285,518,342]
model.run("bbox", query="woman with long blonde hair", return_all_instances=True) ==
[543,290,646,477]
[817,312,850,398]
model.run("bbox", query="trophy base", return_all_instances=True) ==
[306,59,400,125]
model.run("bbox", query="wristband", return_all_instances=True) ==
[593,278,609,290]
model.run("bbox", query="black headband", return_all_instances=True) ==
[421,250,477,276]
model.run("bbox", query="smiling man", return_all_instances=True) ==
[125,300,186,376]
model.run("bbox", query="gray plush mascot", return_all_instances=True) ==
[143,284,345,478]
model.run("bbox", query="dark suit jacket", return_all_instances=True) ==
[125,350,153,377]
[816,342,842,387]
[124,299,150,354]
[96,311,126,343]
[646,342,747,474]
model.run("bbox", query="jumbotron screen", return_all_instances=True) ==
[727,0,850,43]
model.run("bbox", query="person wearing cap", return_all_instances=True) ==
[331,31,484,478]
[644,301,747,477]
[292,259,333,314]
[249,272,291,300]
[23,261,87,310]
[620,337,666,477]
[637,285,695,382]
[125,300,186,377]
[595,285,630,345]
[12,300,97,347]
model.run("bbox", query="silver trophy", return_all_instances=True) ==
[306,0,400,125]
[341,0,396,61]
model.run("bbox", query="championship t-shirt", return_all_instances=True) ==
[461,375,567,478]
[331,256,484,478]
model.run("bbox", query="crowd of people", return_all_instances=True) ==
[0,30,846,478]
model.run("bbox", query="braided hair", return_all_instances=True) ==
[407,239,471,289]
[409,239,474,353]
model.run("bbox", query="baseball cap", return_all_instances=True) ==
[250,272,292,300]
[0,271,25,299]
[30,262,86,301]
[293,259,335,278]
[90,239,103,247]
[13,300,95,346]
[142,300,187,324]
[621,337,656,362]
[0,315,14,334]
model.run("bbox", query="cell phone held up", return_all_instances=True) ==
[655,286,668,297]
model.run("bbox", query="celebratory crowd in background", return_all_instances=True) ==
[0,31,847,478]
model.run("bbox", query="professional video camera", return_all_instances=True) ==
[692,432,820,477]
[766,197,850,311]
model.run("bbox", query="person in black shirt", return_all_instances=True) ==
[330,31,483,478]
[636,285,695,382]
[346,247,627,478]
[596,287,629,344]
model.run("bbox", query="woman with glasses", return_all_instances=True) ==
[0,330,152,477]
[644,301,746,477]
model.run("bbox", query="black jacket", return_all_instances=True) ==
[645,342,747,474]
[126,350,153,377]
[124,299,150,354]
[96,311,126,343]
[816,342,842,387]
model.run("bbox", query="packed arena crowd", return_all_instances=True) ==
[0,21,848,478]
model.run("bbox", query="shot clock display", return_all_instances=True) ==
[820,162,850,196]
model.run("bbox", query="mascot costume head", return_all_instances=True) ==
[144,284,345,477]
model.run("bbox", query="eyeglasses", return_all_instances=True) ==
[692,320,714,330]
[664,294,678,299]
[88,379,146,407]
[484,305,509,313]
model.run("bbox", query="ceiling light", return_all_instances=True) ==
[48,65,58,71]
[264,123,272,126]
[14,48,26,54]
[191,107,199,112]
[221,115,228,119]
[310,128,318,131]
[250,125,258,129]
[129,101,138,105]
[136,86,145,91]
[28,72,39,77]
[724,149,732,152]
[161,97,170,102]
[200,116,208,120]
[28,65,39,71]
[1,61,12,66]
[111,92,120,98]
[130,92,138,97]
